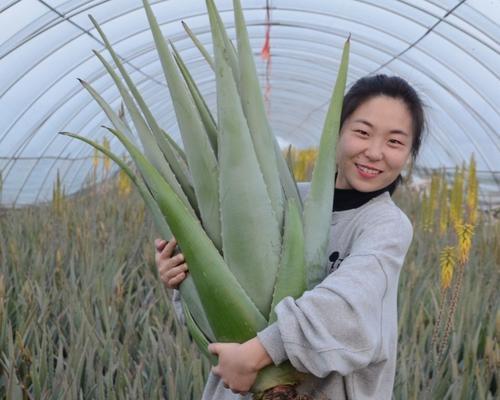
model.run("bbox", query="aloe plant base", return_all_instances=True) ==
[257,385,313,400]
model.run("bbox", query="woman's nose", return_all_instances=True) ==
[364,140,384,161]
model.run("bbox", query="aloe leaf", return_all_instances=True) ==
[208,0,281,317]
[76,79,137,146]
[79,78,195,218]
[59,131,172,241]
[284,144,294,175]
[162,129,188,165]
[90,15,197,213]
[252,362,307,394]
[233,0,284,229]
[62,130,225,343]
[154,131,197,205]
[179,276,216,343]
[98,125,267,341]
[206,0,240,90]
[181,298,217,365]
[268,198,306,324]
[181,21,215,71]
[143,0,222,251]
[171,42,219,156]
[303,37,350,289]
[274,139,302,210]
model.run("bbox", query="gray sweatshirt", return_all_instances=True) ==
[189,183,413,400]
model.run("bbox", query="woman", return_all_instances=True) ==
[155,74,426,399]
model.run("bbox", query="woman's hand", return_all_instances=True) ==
[155,237,188,289]
[208,337,273,394]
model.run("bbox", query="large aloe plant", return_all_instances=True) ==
[61,0,349,397]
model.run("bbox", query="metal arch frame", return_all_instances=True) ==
[2,8,492,147]
[3,17,497,172]
[0,1,166,94]
[8,39,496,203]
[5,60,492,205]
[2,0,497,95]
[1,0,498,205]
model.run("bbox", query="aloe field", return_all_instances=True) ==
[0,155,497,400]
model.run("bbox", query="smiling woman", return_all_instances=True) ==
[157,74,428,400]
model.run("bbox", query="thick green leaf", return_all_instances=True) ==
[179,276,216,343]
[181,21,215,71]
[303,37,350,289]
[143,0,222,250]
[252,362,306,394]
[62,131,227,344]
[208,0,281,317]
[171,42,219,156]
[233,0,284,229]
[59,131,172,241]
[79,77,195,218]
[181,298,217,365]
[162,129,188,165]
[90,15,198,213]
[268,198,306,324]
[96,125,267,341]
[206,0,240,90]
[76,79,136,146]
[284,144,294,176]
[62,133,219,342]
[274,139,302,210]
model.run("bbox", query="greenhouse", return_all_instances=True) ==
[0,1,498,399]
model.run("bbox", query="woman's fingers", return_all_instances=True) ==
[160,237,177,259]
[155,237,188,289]
[163,263,188,280]
[160,263,188,288]
[166,272,186,289]
[158,253,185,274]
[154,238,167,252]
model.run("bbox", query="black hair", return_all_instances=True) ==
[339,74,426,192]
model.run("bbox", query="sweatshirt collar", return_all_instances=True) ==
[332,176,397,212]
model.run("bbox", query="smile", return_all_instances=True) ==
[355,163,383,176]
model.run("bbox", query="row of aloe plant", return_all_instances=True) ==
[0,184,210,399]
[61,0,349,396]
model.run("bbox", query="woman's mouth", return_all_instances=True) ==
[355,163,382,178]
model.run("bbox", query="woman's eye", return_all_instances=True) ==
[389,139,403,145]
[355,130,368,136]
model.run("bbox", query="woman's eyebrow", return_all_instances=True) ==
[352,118,373,127]
[390,130,409,136]
[352,119,409,136]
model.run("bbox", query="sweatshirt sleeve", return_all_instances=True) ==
[257,208,413,378]
[171,289,186,325]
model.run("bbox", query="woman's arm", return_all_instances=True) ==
[210,209,412,391]
[257,211,413,377]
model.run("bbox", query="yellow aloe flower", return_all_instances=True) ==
[455,223,474,264]
[440,246,456,290]
[450,166,464,229]
[118,168,132,197]
[439,175,449,236]
[466,154,479,226]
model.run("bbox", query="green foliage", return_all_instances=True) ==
[0,180,496,399]
[0,187,209,399]
[392,185,498,400]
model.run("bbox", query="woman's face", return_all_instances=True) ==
[335,95,414,192]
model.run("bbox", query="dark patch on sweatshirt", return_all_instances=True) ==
[328,251,349,273]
